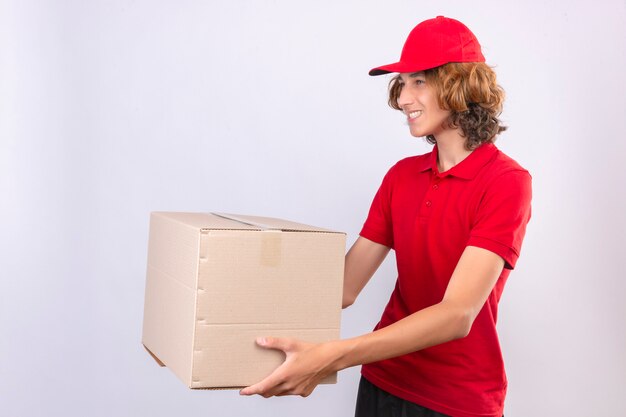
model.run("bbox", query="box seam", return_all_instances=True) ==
[189,230,202,387]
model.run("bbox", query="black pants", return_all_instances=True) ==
[354,377,451,417]
[354,377,504,417]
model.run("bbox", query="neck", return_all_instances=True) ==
[434,129,472,172]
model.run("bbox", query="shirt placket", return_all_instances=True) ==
[419,171,443,219]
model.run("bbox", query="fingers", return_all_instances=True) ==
[239,346,288,396]
[239,337,319,398]
[240,379,312,397]
[239,381,272,397]
[238,360,308,397]
[239,372,288,397]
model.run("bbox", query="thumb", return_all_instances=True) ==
[256,336,292,353]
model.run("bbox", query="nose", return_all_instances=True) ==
[397,83,413,110]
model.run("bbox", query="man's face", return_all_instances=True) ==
[396,72,450,138]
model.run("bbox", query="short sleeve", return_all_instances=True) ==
[467,170,532,269]
[359,166,396,248]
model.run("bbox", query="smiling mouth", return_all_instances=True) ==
[407,110,423,120]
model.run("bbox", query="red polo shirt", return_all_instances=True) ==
[360,143,532,417]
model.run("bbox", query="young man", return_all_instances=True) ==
[241,16,532,417]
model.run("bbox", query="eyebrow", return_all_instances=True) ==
[409,72,425,78]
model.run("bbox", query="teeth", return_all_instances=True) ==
[408,111,422,119]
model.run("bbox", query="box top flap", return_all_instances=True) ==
[211,213,342,233]
[152,212,260,231]
[151,212,343,234]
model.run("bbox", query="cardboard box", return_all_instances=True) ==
[142,212,345,389]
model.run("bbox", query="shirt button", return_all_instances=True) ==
[425,200,432,207]
[432,184,439,190]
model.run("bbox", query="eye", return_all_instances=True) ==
[414,79,425,86]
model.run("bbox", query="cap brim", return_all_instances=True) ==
[368,67,393,76]
[368,62,407,76]
[368,60,449,76]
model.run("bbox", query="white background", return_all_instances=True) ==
[1,1,625,416]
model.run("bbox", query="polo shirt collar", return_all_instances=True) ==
[418,142,498,180]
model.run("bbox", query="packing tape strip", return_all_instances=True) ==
[260,230,282,267]
[211,212,278,230]
[210,212,282,266]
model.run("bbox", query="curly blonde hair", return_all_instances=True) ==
[388,62,507,150]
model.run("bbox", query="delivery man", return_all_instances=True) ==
[240,16,532,417]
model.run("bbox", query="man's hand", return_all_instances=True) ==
[239,337,339,398]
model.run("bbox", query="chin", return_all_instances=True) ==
[409,129,428,138]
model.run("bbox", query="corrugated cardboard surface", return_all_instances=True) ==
[142,212,345,389]
[143,213,199,385]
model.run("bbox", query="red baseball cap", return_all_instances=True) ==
[369,16,485,76]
